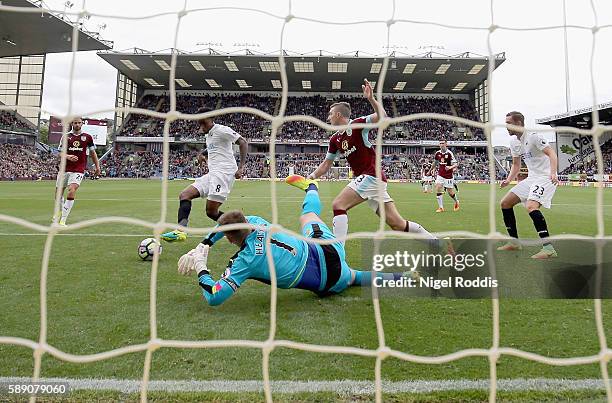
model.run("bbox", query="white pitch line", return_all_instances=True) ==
[0,233,151,237]
[0,377,607,394]
[0,196,610,207]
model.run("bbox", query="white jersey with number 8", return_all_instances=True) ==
[205,123,241,174]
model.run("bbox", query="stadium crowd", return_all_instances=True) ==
[0,144,58,180]
[0,111,33,133]
[97,149,496,181]
[5,143,611,182]
[116,93,484,142]
[100,149,206,178]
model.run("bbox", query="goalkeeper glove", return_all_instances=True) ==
[177,244,210,276]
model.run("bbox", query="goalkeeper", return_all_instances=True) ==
[178,175,405,306]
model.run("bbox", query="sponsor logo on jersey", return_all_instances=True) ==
[344,145,357,157]
[68,140,83,152]
[341,140,349,150]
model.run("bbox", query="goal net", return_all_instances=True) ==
[0,1,610,402]
[329,166,351,180]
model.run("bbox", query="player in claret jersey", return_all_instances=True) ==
[295,79,439,246]
[420,159,433,193]
[53,117,100,226]
[431,139,460,212]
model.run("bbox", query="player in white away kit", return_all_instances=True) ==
[162,107,248,242]
[54,117,101,226]
[296,79,441,247]
[499,111,558,259]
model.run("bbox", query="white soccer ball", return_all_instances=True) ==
[138,238,162,261]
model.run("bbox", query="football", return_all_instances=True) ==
[138,238,162,261]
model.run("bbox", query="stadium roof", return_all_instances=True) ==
[536,101,612,128]
[98,49,505,94]
[0,0,112,57]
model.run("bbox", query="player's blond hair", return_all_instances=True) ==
[506,111,525,126]
[218,210,249,237]
[330,102,351,118]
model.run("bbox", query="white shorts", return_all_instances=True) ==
[56,172,84,188]
[422,176,433,182]
[192,171,235,202]
[347,174,393,211]
[510,176,557,209]
[435,175,455,189]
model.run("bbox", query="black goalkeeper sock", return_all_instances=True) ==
[529,209,551,246]
[501,208,518,238]
[178,199,192,227]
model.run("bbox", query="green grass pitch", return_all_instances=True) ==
[0,179,610,401]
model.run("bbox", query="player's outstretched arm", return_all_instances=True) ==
[177,244,236,306]
[309,158,333,179]
[201,226,225,247]
[198,274,236,306]
[542,147,559,184]
[89,148,101,177]
[235,137,248,179]
[362,78,386,123]
[501,156,521,188]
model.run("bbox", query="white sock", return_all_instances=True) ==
[436,195,444,208]
[406,221,436,239]
[61,199,74,221]
[332,214,349,246]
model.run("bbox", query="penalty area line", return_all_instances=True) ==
[0,377,607,394]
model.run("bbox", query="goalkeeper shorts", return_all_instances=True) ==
[295,221,352,296]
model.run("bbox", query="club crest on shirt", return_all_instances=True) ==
[81,135,86,141]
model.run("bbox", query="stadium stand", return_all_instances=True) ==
[0,110,35,133]
[0,144,58,180]
[97,149,497,180]
[559,138,612,176]
[117,94,483,141]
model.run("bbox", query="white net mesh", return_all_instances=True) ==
[0,1,610,402]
